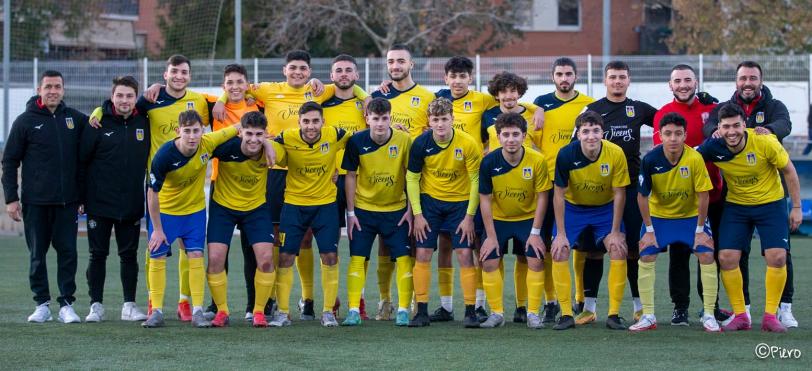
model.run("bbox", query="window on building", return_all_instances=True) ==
[519,0,581,31]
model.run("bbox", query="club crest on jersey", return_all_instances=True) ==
[186,101,195,110]
[136,128,145,141]
[411,97,420,107]
[355,101,364,110]
[65,117,74,129]
[625,106,635,118]
[679,166,689,178]
[389,145,399,158]
[522,167,532,179]
[746,152,756,165]
[305,92,313,101]
[755,111,765,124]
[600,163,610,176]
[200,153,209,164]
[463,101,473,112]
[320,142,329,154]
[454,147,464,161]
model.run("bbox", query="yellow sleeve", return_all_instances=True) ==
[90,106,102,122]
[764,135,789,169]
[466,170,480,215]
[337,128,351,150]
[406,170,423,214]
[196,95,210,126]
[203,93,218,103]
[482,93,498,109]
[520,102,537,116]
[315,84,337,103]
[536,159,552,192]
[353,85,369,99]
[271,141,287,167]
[612,150,631,188]
[203,125,238,151]
[692,154,713,192]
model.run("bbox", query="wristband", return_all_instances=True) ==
[695,226,704,234]
[530,228,541,236]
[645,225,654,233]
[346,211,356,217]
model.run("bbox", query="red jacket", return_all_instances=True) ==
[654,98,724,203]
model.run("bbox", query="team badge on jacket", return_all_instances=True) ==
[755,112,765,124]
[66,117,74,129]
[136,128,145,141]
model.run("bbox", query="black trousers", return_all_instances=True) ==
[22,203,79,307]
[85,215,141,304]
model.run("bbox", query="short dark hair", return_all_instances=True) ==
[111,75,139,95]
[444,56,474,75]
[575,111,604,129]
[487,72,528,97]
[658,112,687,130]
[671,64,695,74]
[736,61,762,78]
[223,64,248,79]
[389,44,411,57]
[40,70,64,85]
[299,101,323,117]
[286,50,311,66]
[332,54,357,67]
[604,60,630,75]
[167,54,191,68]
[552,57,578,75]
[241,111,267,130]
[366,97,391,116]
[717,103,745,122]
[177,110,203,127]
[494,112,527,135]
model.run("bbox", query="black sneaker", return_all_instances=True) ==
[265,299,276,316]
[573,301,584,315]
[301,299,316,320]
[671,309,689,326]
[429,306,454,322]
[475,306,489,323]
[513,306,528,323]
[408,303,430,327]
[553,314,575,330]
[714,308,732,323]
[463,305,480,328]
[606,314,626,330]
[542,302,560,324]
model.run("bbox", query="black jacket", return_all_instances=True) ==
[2,96,88,205]
[78,100,150,221]
[703,85,792,142]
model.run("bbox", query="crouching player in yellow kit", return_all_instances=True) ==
[206,111,279,328]
[144,111,239,328]
[341,98,414,326]
[629,112,720,332]
[478,113,550,329]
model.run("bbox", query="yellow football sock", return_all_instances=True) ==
[720,267,745,314]
[253,269,276,313]
[178,248,190,301]
[498,259,505,280]
[572,249,586,303]
[460,267,477,305]
[543,255,556,302]
[275,267,294,313]
[765,265,787,315]
[296,248,315,301]
[270,244,280,300]
[148,258,166,311]
[321,262,339,313]
[527,269,545,314]
[637,260,655,315]
[514,260,528,307]
[552,261,573,316]
[377,258,394,301]
[475,266,484,291]
[347,256,366,310]
[483,269,504,314]
[413,261,431,303]
[607,259,627,316]
[207,270,229,314]
[438,267,454,298]
[188,257,205,308]
[395,256,414,310]
[144,249,151,292]
[699,262,718,315]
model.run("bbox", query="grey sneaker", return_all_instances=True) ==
[527,312,544,329]
[142,310,165,328]
[479,313,505,328]
[191,310,211,328]
[269,312,292,327]
[27,302,52,323]
[85,302,104,322]
[321,311,339,327]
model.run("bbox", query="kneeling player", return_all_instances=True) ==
[698,104,802,333]
[630,112,719,332]
[144,111,239,328]
[341,98,414,326]
[206,111,278,327]
[551,111,630,330]
[407,97,482,328]
[478,113,550,329]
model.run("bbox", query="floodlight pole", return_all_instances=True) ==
[235,0,242,61]
[3,0,10,141]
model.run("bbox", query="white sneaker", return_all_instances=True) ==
[321,311,339,327]
[245,312,254,322]
[121,302,148,321]
[85,302,105,322]
[269,312,291,327]
[58,304,81,323]
[745,305,752,325]
[27,302,53,323]
[629,314,657,332]
[778,303,798,328]
[701,313,721,332]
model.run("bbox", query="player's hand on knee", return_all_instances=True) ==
[551,235,569,261]
[148,230,167,252]
[639,231,657,252]
[694,231,713,251]
[6,201,21,222]
[479,236,499,262]
[526,234,546,260]
[413,214,430,243]
[456,215,475,245]
[398,209,413,236]
[346,214,361,240]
